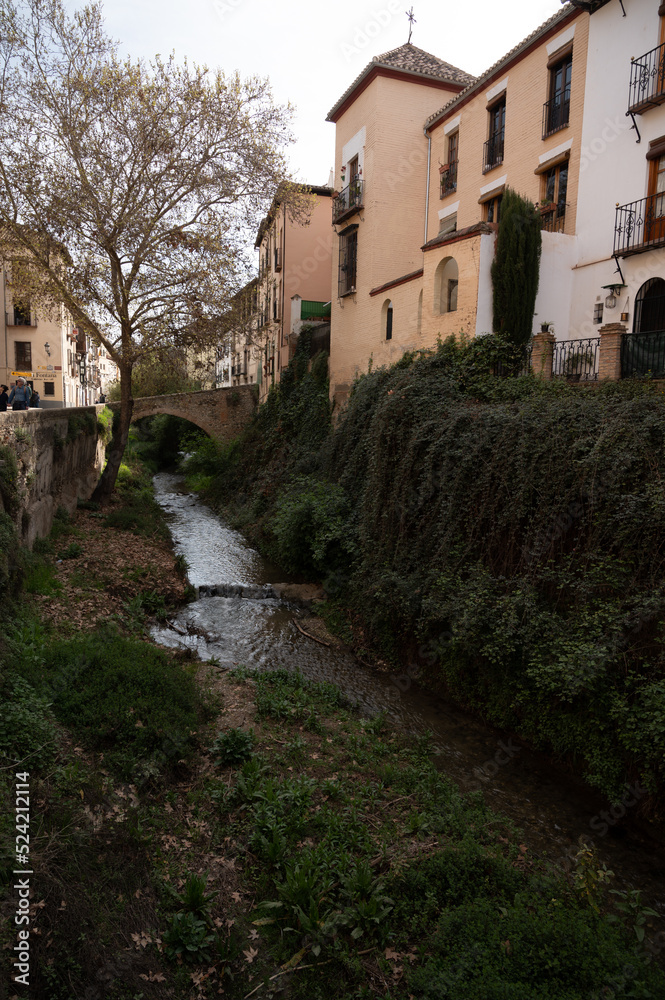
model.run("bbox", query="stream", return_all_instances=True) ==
[151,471,665,922]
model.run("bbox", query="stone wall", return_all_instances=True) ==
[0,406,105,547]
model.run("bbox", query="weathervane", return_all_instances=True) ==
[406,6,416,44]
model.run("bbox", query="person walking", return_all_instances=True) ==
[8,378,32,410]
[0,385,8,412]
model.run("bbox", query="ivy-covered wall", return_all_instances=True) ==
[188,335,665,820]
[0,406,109,546]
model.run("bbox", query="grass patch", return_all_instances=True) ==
[9,625,212,779]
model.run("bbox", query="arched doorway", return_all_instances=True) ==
[633,277,665,333]
[623,277,665,377]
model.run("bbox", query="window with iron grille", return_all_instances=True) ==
[338,227,358,296]
[14,341,31,369]
[484,195,503,224]
[484,98,505,172]
[13,301,31,326]
[540,162,568,233]
[440,132,458,197]
[544,52,572,138]
[44,381,55,396]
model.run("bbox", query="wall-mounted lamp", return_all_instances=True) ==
[602,283,626,310]
[621,296,630,324]
[44,342,51,357]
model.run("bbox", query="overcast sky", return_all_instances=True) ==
[77,0,564,185]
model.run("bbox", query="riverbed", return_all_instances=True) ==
[151,471,665,918]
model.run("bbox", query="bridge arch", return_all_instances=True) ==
[109,385,257,442]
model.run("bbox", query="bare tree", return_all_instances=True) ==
[0,0,295,498]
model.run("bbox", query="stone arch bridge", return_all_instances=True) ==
[110,384,258,440]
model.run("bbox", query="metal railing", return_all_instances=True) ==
[332,180,364,224]
[540,206,566,233]
[614,194,665,255]
[482,133,504,173]
[551,337,600,381]
[440,161,458,198]
[621,329,665,378]
[628,42,665,114]
[542,95,570,138]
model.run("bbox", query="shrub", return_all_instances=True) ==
[491,186,542,346]
[210,727,255,767]
[27,628,209,777]
[271,475,357,579]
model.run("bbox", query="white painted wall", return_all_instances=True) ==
[475,233,495,336]
[571,0,665,337]
[534,233,578,338]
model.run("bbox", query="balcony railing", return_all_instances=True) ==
[551,337,600,381]
[628,42,665,114]
[440,161,458,198]
[540,204,566,233]
[614,194,665,256]
[332,180,364,224]
[482,133,504,173]
[542,95,570,138]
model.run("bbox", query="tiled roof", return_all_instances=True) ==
[327,44,475,122]
[425,3,577,129]
[374,44,476,87]
[421,221,494,252]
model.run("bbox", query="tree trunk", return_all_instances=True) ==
[91,362,133,503]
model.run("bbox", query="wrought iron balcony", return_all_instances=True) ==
[542,95,570,138]
[614,194,665,256]
[540,204,566,233]
[440,161,458,198]
[332,180,364,224]
[551,337,600,381]
[628,42,665,114]
[482,134,504,173]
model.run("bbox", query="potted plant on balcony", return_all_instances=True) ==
[540,320,553,333]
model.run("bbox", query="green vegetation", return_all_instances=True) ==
[183,335,665,820]
[491,187,542,346]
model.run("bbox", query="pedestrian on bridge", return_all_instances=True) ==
[8,377,31,410]
[0,385,8,411]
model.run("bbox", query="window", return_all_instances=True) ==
[13,301,31,326]
[14,341,31,369]
[44,381,55,396]
[382,299,393,340]
[484,98,505,172]
[646,151,665,244]
[434,256,459,315]
[485,195,503,224]
[447,279,458,313]
[593,302,604,325]
[540,162,568,232]
[440,132,458,197]
[439,213,457,235]
[338,227,358,296]
[544,52,572,138]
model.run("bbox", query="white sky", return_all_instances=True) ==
[81,0,564,186]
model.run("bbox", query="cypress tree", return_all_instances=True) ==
[491,188,542,346]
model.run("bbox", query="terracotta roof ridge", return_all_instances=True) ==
[425,3,578,129]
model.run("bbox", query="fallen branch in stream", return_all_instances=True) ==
[292,617,331,647]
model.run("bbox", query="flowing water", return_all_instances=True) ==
[152,472,665,920]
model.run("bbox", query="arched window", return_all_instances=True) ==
[433,256,459,315]
[634,277,665,333]
[382,298,393,340]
